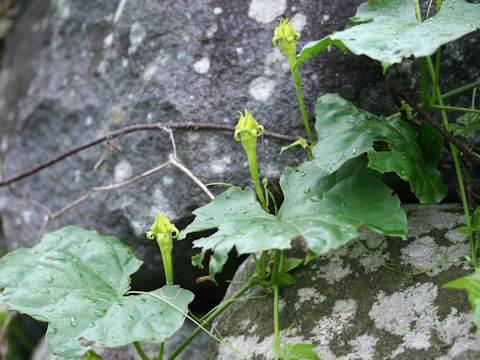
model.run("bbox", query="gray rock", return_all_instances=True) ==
[31,318,209,360]
[0,0,478,306]
[209,205,480,359]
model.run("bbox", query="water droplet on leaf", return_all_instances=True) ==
[70,317,78,327]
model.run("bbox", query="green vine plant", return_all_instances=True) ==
[0,0,479,359]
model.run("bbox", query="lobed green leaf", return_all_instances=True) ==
[312,93,447,204]
[0,226,193,358]
[180,157,407,278]
[295,0,480,71]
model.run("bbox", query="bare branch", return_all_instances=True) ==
[0,122,305,187]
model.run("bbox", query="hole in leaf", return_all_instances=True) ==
[126,250,133,257]
[373,140,391,152]
[78,337,97,347]
[0,287,4,294]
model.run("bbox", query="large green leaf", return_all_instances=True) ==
[179,157,407,278]
[295,0,480,71]
[0,226,193,358]
[444,268,480,328]
[312,93,447,204]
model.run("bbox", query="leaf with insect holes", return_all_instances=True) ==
[0,226,193,359]
[444,268,480,329]
[179,157,407,278]
[312,93,447,204]
[295,0,480,72]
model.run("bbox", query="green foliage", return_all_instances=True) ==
[277,343,319,359]
[180,157,407,278]
[296,0,480,71]
[445,113,480,137]
[444,268,480,328]
[0,227,193,358]
[312,93,447,203]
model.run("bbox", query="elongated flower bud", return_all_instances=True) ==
[146,212,178,285]
[272,17,300,68]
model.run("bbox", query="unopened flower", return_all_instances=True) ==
[234,109,264,143]
[272,17,300,68]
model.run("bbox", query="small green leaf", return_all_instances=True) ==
[280,138,308,154]
[446,113,480,137]
[295,0,480,71]
[180,157,407,278]
[444,268,480,328]
[312,93,447,204]
[0,226,194,358]
[286,258,303,272]
[277,343,319,359]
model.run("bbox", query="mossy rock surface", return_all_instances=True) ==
[209,204,480,359]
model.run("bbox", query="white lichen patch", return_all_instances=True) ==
[311,302,357,358]
[333,299,357,313]
[193,57,210,74]
[291,13,307,32]
[312,258,352,284]
[247,0,287,24]
[400,236,469,276]
[264,49,290,75]
[445,228,468,243]
[55,0,72,20]
[248,76,276,101]
[213,7,223,15]
[143,62,158,81]
[338,334,378,360]
[369,282,438,353]
[437,308,473,344]
[406,206,465,238]
[114,160,132,183]
[297,287,326,305]
[128,22,147,55]
[217,331,306,360]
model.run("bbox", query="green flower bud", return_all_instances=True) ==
[234,109,264,143]
[272,17,300,68]
[146,212,178,285]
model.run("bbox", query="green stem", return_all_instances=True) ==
[245,145,266,210]
[260,251,268,280]
[273,285,280,360]
[420,58,431,109]
[414,0,422,22]
[431,105,480,115]
[133,341,150,360]
[167,282,253,360]
[292,69,315,144]
[436,0,441,12]
[431,48,442,104]
[158,342,164,359]
[426,61,478,267]
[161,249,174,285]
[442,80,480,100]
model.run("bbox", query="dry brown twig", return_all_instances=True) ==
[30,127,214,244]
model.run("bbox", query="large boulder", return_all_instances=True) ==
[0,0,478,306]
[209,205,480,359]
